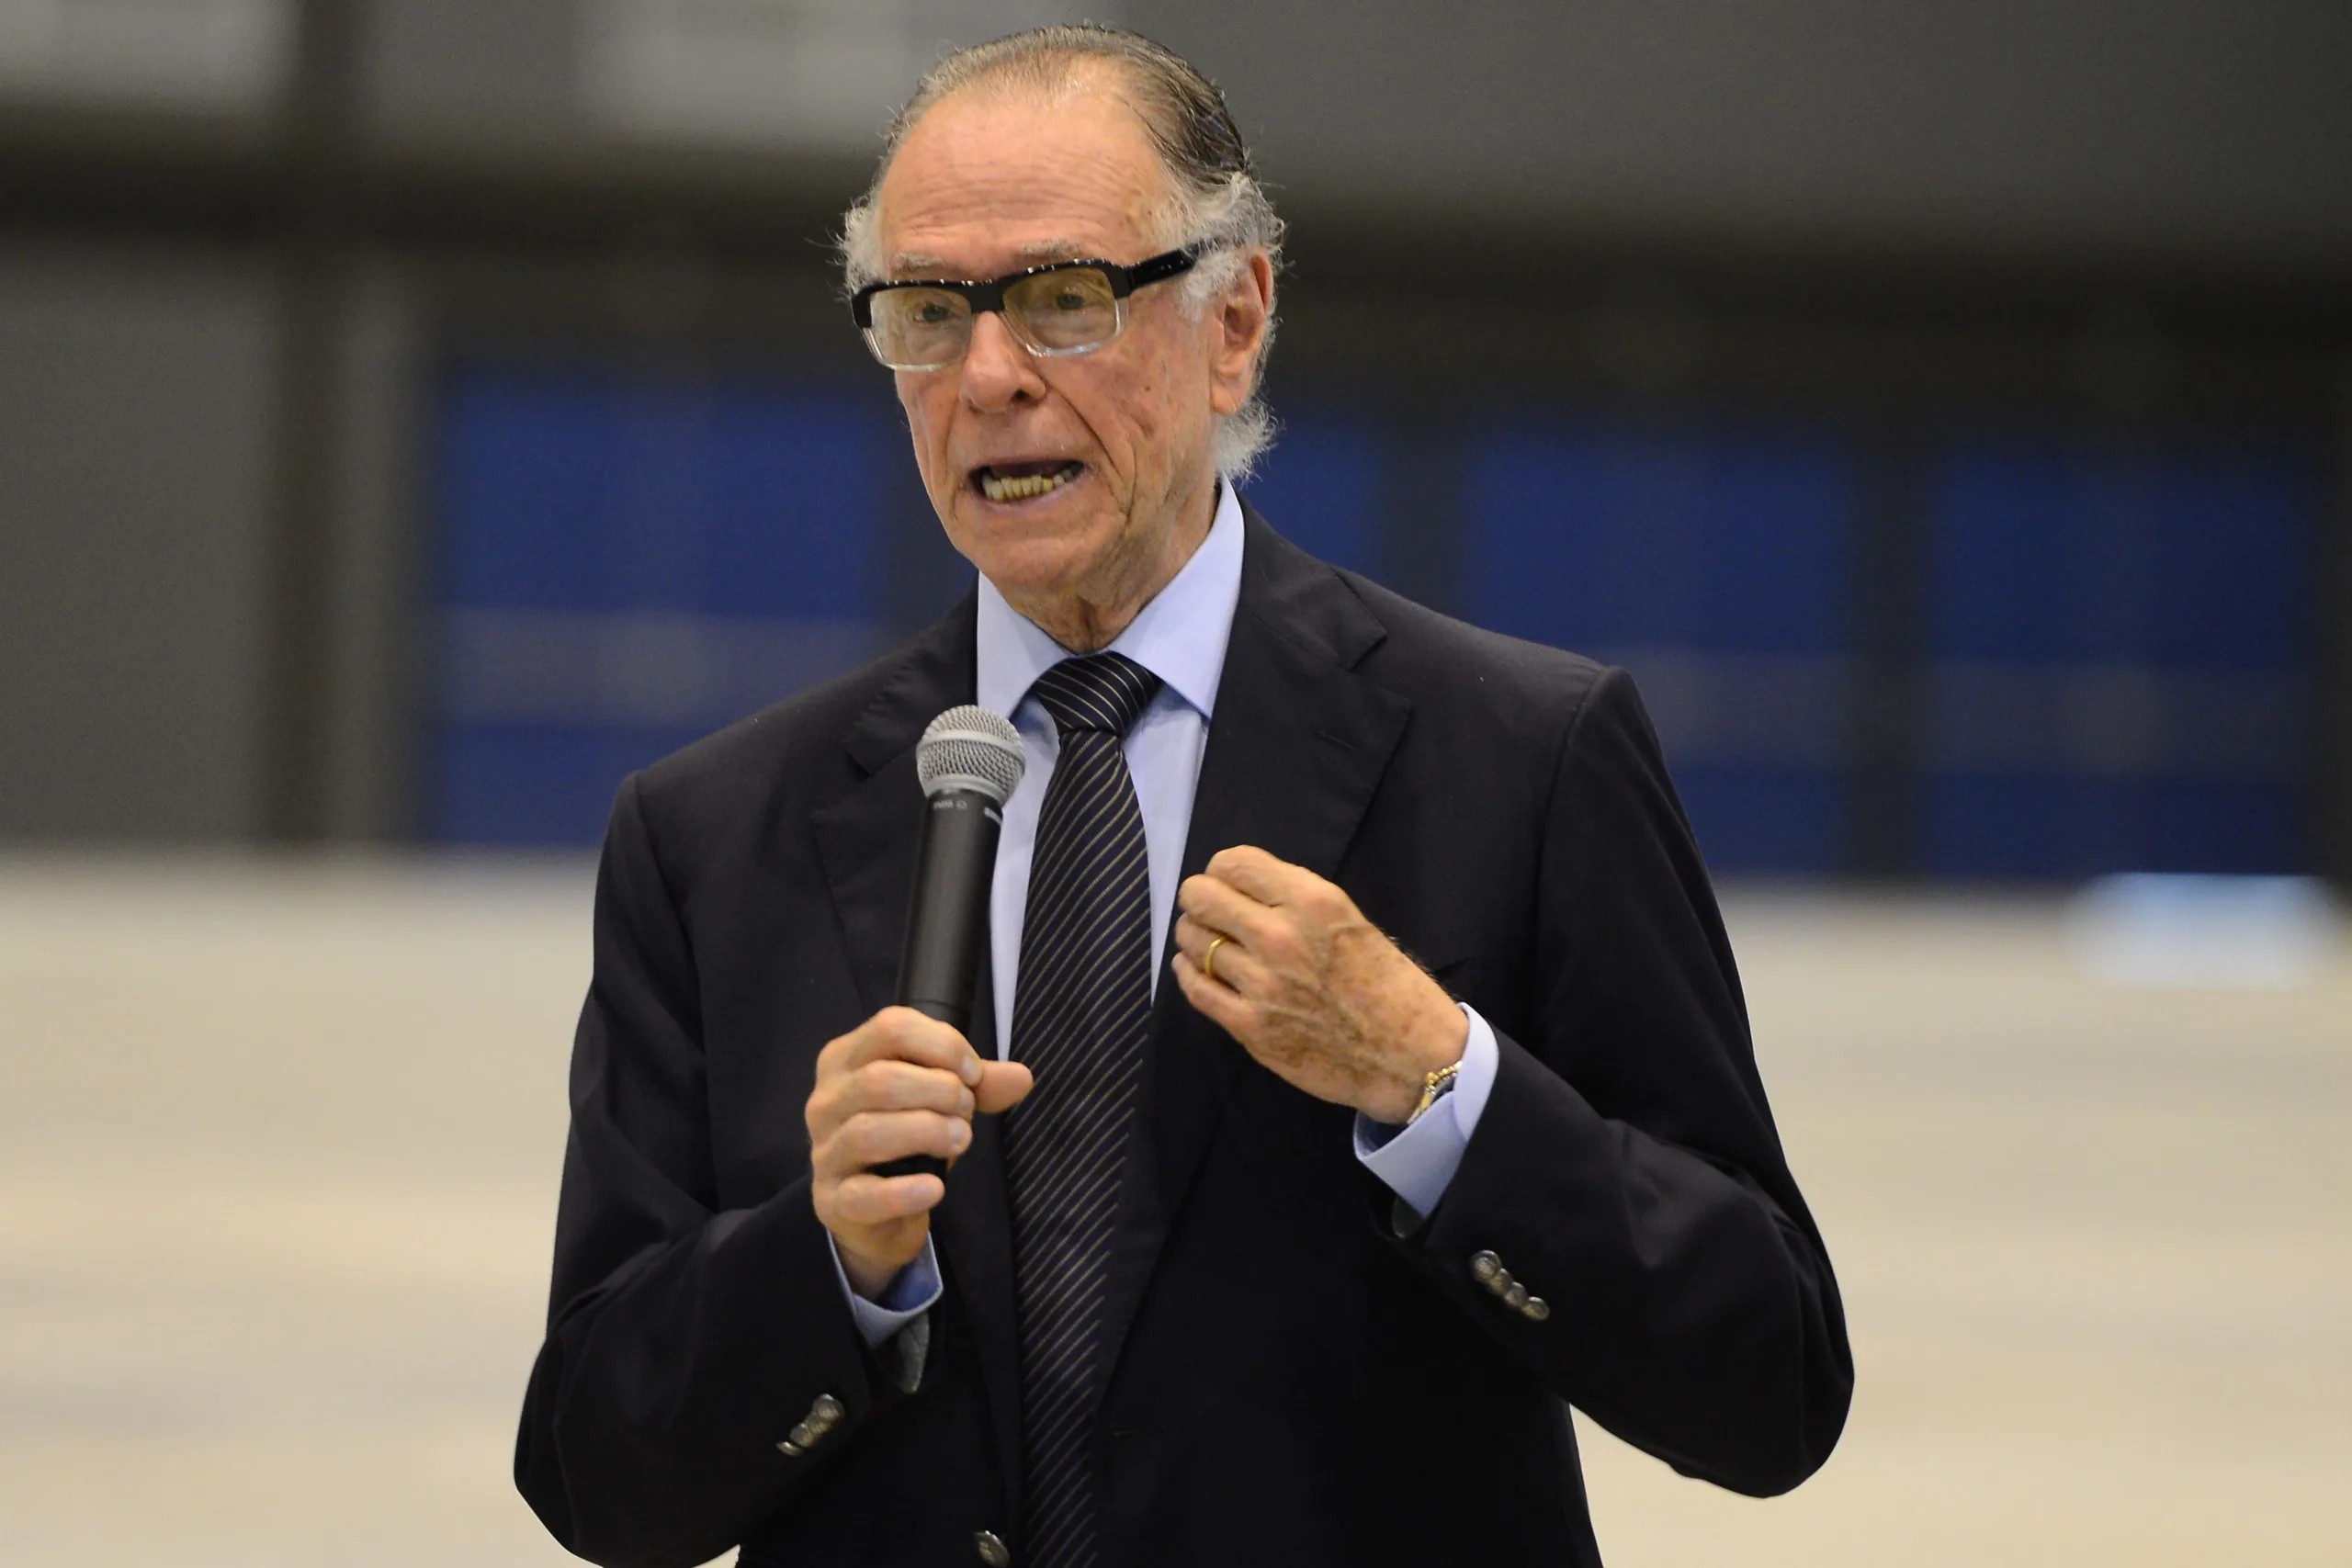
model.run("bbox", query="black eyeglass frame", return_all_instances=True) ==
[850,247,1199,370]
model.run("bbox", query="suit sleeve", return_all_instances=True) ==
[513,774,910,1568]
[1387,665,1853,1496]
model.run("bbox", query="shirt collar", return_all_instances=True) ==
[976,479,1245,722]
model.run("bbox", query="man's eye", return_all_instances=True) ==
[912,301,956,325]
[1049,289,1091,311]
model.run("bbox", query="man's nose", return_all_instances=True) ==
[958,310,1044,410]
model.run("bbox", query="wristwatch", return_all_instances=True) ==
[1405,1059,1462,1125]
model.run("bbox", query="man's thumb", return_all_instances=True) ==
[974,1058,1035,1114]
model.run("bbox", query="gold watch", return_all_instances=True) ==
[1406,1060,1462,1125]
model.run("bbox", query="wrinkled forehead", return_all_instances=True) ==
[885,236,1131,277]
[875,74,1174,278]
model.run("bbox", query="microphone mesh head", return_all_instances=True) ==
[916,705,1025,805]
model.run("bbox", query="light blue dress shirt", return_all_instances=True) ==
[832,483,1499,1347]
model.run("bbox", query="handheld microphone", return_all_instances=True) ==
[874,705,1025,1180]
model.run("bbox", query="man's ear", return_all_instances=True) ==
[1207,251,1275,418]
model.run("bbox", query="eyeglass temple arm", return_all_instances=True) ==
[1126,248,1198,289]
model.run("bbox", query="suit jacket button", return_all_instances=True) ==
[786,1422,815,1448]
[1469,1250,1502,1284]
[975,1528,1012,1565]
[1502,1281,1530,1311]
[1522,1294,1551,1322]
[810,1393,844,1426]
[776,1438,806,1458]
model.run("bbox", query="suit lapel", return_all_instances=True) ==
[1097,508,1412,1389]
[810,593,977,1016]
[808,589,1025,1516]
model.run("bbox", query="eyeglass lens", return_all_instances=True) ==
[867,266,1124,368]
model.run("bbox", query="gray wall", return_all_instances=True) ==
[339,0,2352,265]
[1145,1,2352,263]
[0,245,278,841]
[11,1,2349,254]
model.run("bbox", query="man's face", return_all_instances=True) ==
[874,76,1263,633]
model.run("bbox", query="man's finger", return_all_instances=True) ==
[828,1170,946,1224]
[827,1006,983,1086]
[1173,913,1261,993]
[841,1059,975,1118]
[1178,874,1283,949]
[1172,951,1257,1039]
[1202,843,1308,905]
[973,1058,1035,1115]
[828,1108,970,1170]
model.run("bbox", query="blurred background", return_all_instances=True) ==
[2,2,2346,1563]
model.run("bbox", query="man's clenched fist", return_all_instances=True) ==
[1170,845,1466,1124]
[807,1006,1033,1297]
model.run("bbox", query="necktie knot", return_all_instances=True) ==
[1030,652,1161,739]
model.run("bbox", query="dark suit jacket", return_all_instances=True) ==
[515,508,1851,1568]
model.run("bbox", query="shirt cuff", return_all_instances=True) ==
[827,1231,944,1350]
[1353,1003,1499,1218]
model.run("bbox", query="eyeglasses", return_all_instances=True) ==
[851,248,1198,372]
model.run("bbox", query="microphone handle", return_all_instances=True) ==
[874,788,1001,1181]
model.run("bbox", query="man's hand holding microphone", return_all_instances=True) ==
[807,1008,1032,1297]
[810,705,1033,1299]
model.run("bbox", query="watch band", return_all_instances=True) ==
[1405,1059,1462,1126]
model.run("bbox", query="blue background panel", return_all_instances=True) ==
[1673,768,1848,876]
[1239,412,1381,577]
[435,367,900,845]
[1929,441,2314,671]
[1924,436,2318,876]
[1468,421,1852,656]
[435,724,711,848]
[440,370,892,616]
[1925,777,2302,879]
[432,372,2324,880]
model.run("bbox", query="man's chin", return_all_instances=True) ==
[951,506,1120,600]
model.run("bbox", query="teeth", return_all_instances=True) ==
[979,467,1077,502]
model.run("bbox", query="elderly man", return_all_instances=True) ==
[516,25,1849,1568]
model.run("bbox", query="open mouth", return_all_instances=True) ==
[972,459,1086,503]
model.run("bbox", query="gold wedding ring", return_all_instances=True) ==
[1203,934,1226,984]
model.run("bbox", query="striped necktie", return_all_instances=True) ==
[1003,651,1163,1568]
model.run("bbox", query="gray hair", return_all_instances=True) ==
[840,25,1284,482]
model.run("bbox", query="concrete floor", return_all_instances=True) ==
[1,859,2346,1565]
